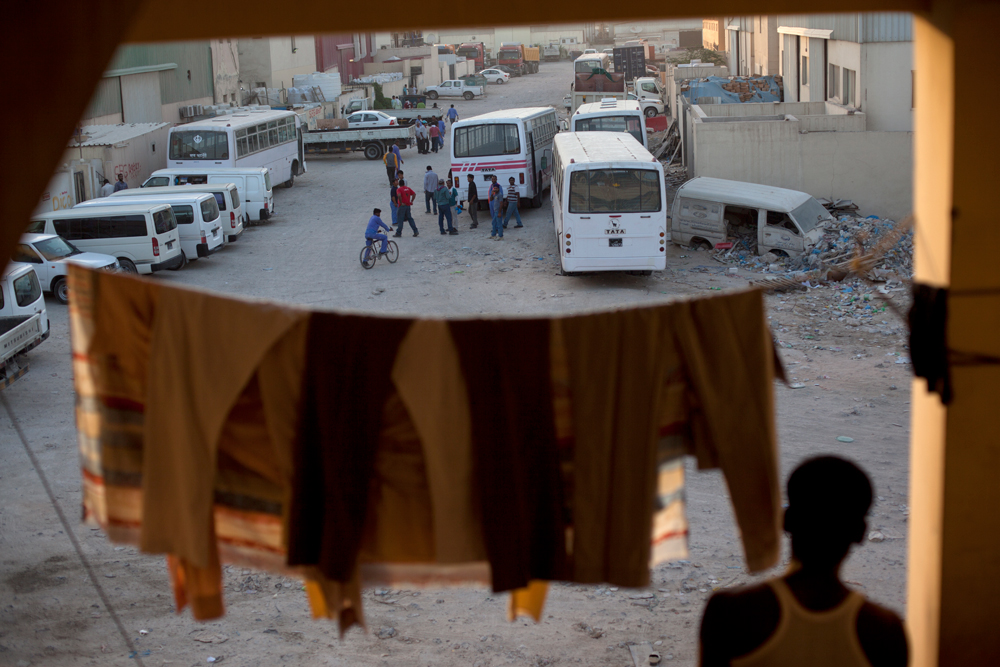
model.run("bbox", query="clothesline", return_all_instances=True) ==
[69,264,781,635]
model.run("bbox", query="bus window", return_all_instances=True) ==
[454,124,521,157]
[169,130,230,160]
[569,169,661,213]
[574,115,643,146]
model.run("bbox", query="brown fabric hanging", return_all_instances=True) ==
[448,319,566,592]
[286,313,413,581]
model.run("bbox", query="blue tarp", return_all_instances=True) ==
[681,76,782,104]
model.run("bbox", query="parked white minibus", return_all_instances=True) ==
[111,184,244,243]
[28,204,183,274]
[551,132,666,274]
[571,99,647,149]
[141,167,274,222]
[75,192,224,266]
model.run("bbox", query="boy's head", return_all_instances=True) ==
[784,456,873,569]
[509,177,516,184]
[398,179,405,186]
[467,174,475,181]
[373,208,381,216]
[426,165,432,171]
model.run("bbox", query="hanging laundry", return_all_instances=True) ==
[68,265,781,635]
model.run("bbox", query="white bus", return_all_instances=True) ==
[574,53,611,74]
[167,109,306,188]
[551,132,666,275]
[571,99,647,149]
[450,107,559,209]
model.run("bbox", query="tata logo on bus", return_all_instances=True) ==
[480,167,496,172]
[605,228,626,235]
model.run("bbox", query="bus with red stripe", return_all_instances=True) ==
[449,108,559,210]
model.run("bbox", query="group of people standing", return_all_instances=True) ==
[413,105,458,155]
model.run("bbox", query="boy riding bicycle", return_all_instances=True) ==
[365,208,392,254]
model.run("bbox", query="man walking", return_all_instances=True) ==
[393,179,419,237]
[429,123,440,153]
[100,178,114,198]
[503,176,524,228]
[385,146,401,185]
[487,175,502,233]
[423,166,438,215]
[437,118,447,147]
[414,122,427,154]
[113,174,128,192]
[389,177,400,228]
[435,179,458,235]
[464,173,479,229]
[447,104,458,124]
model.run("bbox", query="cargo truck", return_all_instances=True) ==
[543,43,561,61]
[457,42,486,70]
[569,71,627,114]
[523,46,540,73]
[302,124,415,160]
[498,42,527,76]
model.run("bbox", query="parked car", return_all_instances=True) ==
[424,79,485,100]
[478,68,510,84]
[346,110,399,128]
[494,64,521,78]
[13,234,118,304]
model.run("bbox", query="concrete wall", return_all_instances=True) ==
[238,38,273,89]
[796,111,866,131]
[753,16,780,75]
[376,45,433,62]
[827,38,861,104]
[697,100,828,117]
[862,41,913,131]
[210,39,240,104]
[665,64,730,118]
[82,112,123,126]
[690,113,912,220]
[160,96,213,124]
[269,36,318,89]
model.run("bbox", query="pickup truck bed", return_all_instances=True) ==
[1,313,48,390]
[303,126,415,160]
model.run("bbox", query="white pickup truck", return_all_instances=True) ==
[1,263,50,390]
[425,80,484,101]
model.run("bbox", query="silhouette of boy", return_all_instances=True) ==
[699,456,907,667]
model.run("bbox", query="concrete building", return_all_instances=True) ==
[611,19,704,52]
[315,34,376,81]
[702,19,729,52]
[238,36,317,93]
[722,13,913,131]
[681,99,912,221]
[430,25,586,58]
[210,39,240,105]
[80,43,217,125]
[36,123,170,214]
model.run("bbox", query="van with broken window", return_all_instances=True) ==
[669,177,830,256]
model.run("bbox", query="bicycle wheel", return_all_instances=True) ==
[385,240,399,263]
[360,245,376,269]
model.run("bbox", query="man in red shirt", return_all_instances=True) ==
[429,123,440,153]
[393,178,419,237]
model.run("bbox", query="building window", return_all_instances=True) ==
[801,56,808,85]
[828,64,840,100]
[843,68,856,106]
[223,94,228,103]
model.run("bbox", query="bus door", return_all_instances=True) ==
[297,128,304,174]
[527,131,537,198]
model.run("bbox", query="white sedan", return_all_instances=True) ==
[346,110,399,128]
[478,68,510,85]
[14,234,118,304]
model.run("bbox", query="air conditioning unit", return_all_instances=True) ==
[192,104,204,116]
[178,105,195,118]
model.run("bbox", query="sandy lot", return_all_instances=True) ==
[0,60,912,666]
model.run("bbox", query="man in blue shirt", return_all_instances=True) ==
[437,118,447,147]
[365,208,392,254]
[447,104,458,124]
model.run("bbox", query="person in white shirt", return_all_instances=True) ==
[99,179,114,198]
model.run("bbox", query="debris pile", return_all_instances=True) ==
[680,75,782,104]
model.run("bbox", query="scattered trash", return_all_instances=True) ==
[867,531,885,543]
[836,436,855,443]
[377,626,397,639]
[138,629,149,636]
[193,633,229,644]
[789,383,806,389]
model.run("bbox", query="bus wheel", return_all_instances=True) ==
[532,191,543,208]
[284,173,295,188]
[364,143,384,160]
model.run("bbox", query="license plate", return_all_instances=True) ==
[166,241,174,249]
[609,238,622,248]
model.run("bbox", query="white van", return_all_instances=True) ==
[551,132,666,275]
[75,193,224,266]
[28,204,184,274]
[1,263,49,337]
[112,184,244,243]
[571,99,648,149]
[141,167,274,222]
[669,177,830,256]
[14,234,118,304]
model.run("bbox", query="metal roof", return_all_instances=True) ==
[456,107,554,123]
[573,100,642,117]
[75,192,216,207]
[676,177,815,212]
[554,131,655,164]
[37,203,173,218]
[73,123,169,147]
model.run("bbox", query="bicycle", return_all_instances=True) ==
[360,237,399,269]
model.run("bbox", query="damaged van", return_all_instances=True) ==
[669,177,830,256]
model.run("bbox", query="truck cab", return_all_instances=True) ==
[632,77,666,117]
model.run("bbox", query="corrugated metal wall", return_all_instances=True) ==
[84,77,122,120]
[106,42,214,104]
[777,12,912,43]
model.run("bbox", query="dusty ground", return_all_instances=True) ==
[0,60,912,666]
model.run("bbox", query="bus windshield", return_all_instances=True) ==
[569,169,661,213]
[574,115,643,145]
[454,124,520,158]
[169,130,230,160]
